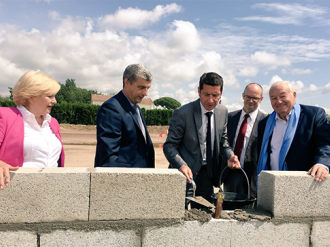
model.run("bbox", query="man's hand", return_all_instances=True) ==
[308,164,329,182]
[0,160,19,189]
[179,165,193,183]
[227,155,241,169]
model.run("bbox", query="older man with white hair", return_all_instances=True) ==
[257,81,330,182]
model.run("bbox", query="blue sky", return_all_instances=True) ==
[0,0,330,114]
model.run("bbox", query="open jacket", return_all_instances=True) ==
[0,107,65,167]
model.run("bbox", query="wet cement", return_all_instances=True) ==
[184,208,272,222]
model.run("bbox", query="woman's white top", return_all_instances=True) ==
[17,105,62,168]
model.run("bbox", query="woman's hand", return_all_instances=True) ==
[0,160,19,189]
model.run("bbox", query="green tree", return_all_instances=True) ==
[154,97,181,110]
[56,79,98,104]
[8,87,13,100]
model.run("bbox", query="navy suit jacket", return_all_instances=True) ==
[94,91,155,168]
[222,109,266,197]
[258,104,330,171]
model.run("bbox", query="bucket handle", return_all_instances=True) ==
[219,166,250,199]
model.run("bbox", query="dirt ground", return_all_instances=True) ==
[61,124,169,168]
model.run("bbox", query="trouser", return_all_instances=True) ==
[185,165,214,209]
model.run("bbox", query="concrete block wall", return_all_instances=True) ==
[89,168,186,220]
[257,171,330,218]
[1,169,330,246]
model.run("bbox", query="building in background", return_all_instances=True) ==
[91,94,154,110]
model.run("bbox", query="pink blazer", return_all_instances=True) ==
[0,107,65,167]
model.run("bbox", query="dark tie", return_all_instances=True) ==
[234,114,249,160]
[206,112,213,177]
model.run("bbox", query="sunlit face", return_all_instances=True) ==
[123,78,151,104]
[269,83,296,120]
[198,84,222,111]
[28,93,57,117]
[242,84,263,114]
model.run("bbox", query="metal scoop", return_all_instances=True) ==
[186,179,215,209]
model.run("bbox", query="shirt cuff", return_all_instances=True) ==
[315,163,329,172]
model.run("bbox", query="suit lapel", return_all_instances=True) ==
[213,106,222,155]
[228,110,241,144]
[117,91,141,131]
[193,100,204,158]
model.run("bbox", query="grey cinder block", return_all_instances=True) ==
[41,230,140,247]
[143,220,232,247]
[258,171,330,218]
[0,168,90,223]
[0,231,36,247]
[89,168,186,220]
[311,221,330,247]
[231,221,310,247]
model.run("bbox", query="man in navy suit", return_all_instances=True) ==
[257,81,330,182]
[94,64,155,168]
[222,83,266,198]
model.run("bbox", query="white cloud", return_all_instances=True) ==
[291,68,312,75]
[99,4,182,30]
[173,88,198,105]
[237,3,328,26]
[188,82,198,89]
[238,66,259,77]
[289,80,304,93]
[323,82,330,93]
[167,20,201,53]
[307,84,320,92]
[250,51,291,69]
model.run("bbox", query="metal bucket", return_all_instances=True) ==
[212,166,256,210]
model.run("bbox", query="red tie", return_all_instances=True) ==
[234,114,249,160]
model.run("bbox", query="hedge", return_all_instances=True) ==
[0,99,173,126]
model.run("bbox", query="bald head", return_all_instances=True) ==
[269,81,296,120]
[242,83,263,113]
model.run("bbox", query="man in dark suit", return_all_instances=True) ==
[257,81,330,182]
[163,72,240,208]
[94,64,155,168]
[222,83,266,198]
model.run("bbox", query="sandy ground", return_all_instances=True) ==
[61,125,169,169]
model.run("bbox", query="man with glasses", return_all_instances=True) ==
[221,83,266,198]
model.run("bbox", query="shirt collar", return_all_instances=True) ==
[122,90,135,107]
[241,108,259,121]
[199,101,214,115]
[275,111,292,121]
[17,105,51,122]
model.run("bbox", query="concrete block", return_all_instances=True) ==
[0,168,90,223]
[0,231,36,247]
[143,220,309,247]
[41,229,140,247]
[143,220,232,247]
[231,221,310,247]
[257,171,330,218]
[89,168,186,220]
[311,221,330,247]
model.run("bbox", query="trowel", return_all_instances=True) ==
[186,179,215,209]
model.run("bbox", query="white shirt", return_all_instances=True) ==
[270,113,291,170]
[200,102,214,165]
[17,105,62,168]
[233,109,259,168]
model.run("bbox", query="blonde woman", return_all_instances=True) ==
[0,71,65,189]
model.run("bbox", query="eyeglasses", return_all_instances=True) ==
[243,95,261,102]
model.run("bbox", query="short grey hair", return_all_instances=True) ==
[123,64,153,87]
[269,81,295,95]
